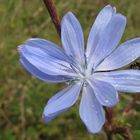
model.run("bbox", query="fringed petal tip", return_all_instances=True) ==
[42,113,53,124]
[17,44,24,53]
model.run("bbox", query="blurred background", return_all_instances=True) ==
[0,0,140,140]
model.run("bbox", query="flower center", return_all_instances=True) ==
[69,60,93,82]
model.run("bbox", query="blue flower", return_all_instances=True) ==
[18,5,140,133]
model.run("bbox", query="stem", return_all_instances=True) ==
[105,108,131,140]
[123,94,140,113]
[105,107,113,125]
[43,0,61,37]
[112,126,131,140]
[104,108,113,140]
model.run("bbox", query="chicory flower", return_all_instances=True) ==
[18,5,140,133]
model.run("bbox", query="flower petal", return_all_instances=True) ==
[79,85,105,133]
[24,38,67,61]
[87,14,126,72]
[61,12,85,65]
[18,38,76,77]
[94,70,140,93]
[88,79,119,107]
[43,82,82,123]
[86,5,115,61]
[20,56,72,83]
[96,38,140,71]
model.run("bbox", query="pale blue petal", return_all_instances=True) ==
[94,70,140,93]
[87,14,126,72]
[18,39,76,77]
[42,109,67,123]
[96,38,140,71]
[25,38,68,61]
[61,12,85,65]
[79,85,105,133]
[86,5,116,61]
[88,79,119,107]
[43,82,82,123]
[20,56,72,83]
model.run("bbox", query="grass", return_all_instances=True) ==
[0,0,140,139]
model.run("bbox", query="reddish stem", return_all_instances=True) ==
[112,126,131,140]
[43,0,61,37]
[105,107,113,125]
[123,94,140,113]
[105,108,131,140]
